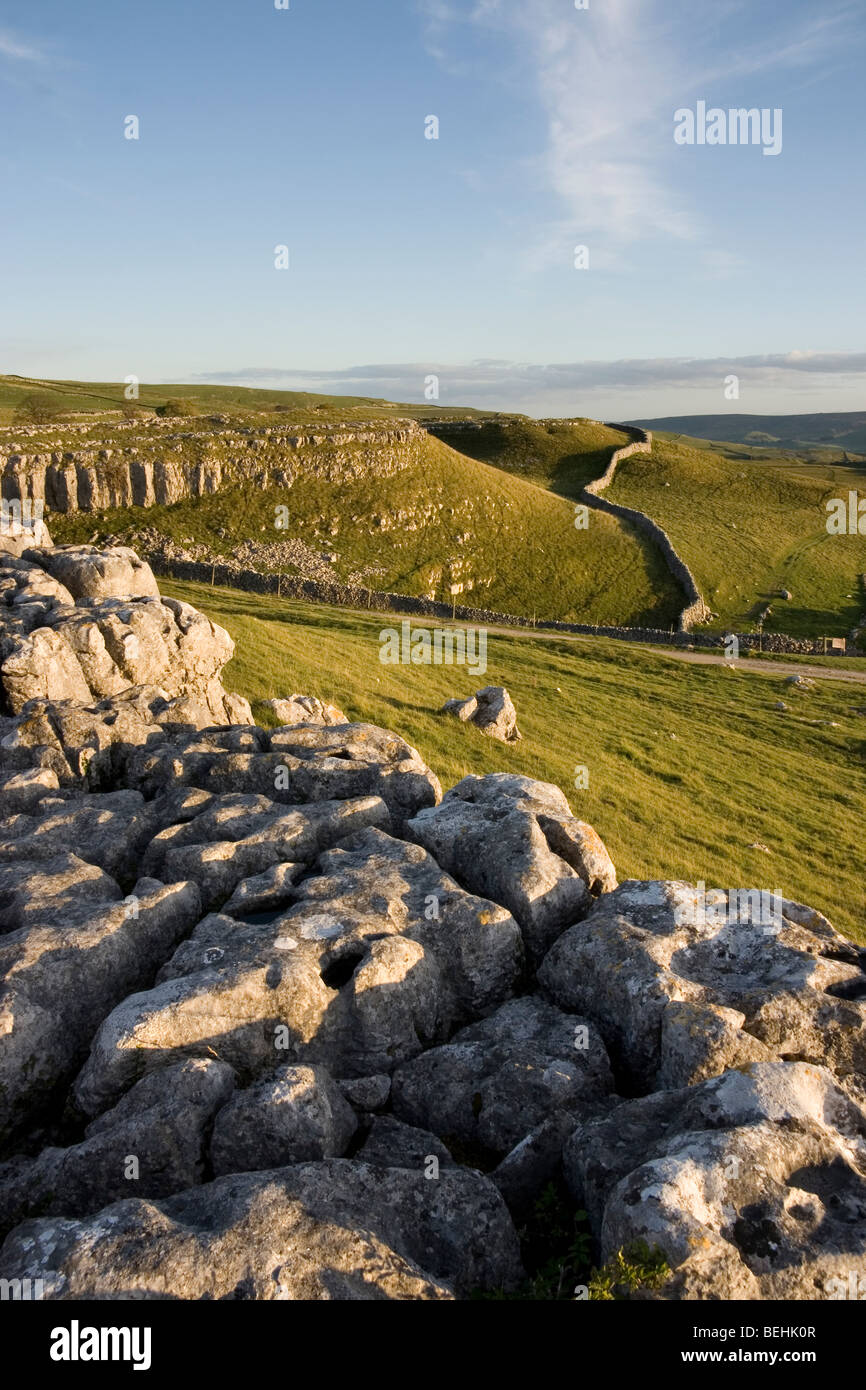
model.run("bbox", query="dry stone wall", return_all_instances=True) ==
[425,418,712,634]
[582,422,652,494]
[582,425,712,633]
[147,554,850,655]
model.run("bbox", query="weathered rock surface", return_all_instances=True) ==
[2,628,92,709]
[0,512,53,557]
[74,826,523,1115]
[35,545,160,601]
[392,997,613,1161]
[262,695,347,726]
[0,874,202,1142]
[408,773,605,962]
[539,880,866,1093]
[210,1064,357,1174]
[123,721,440,831]
[0,1160,522,1299]
[0,1059,235,1233]
[1,544,249,727]
[440,695,477,722]
[358,1115,455,1172]
[0,765,60,815]
[563,1062,866,1300]
[1,681,254,787]
[338,1074,391,1112]
[140,793,381,912]
[473,685,522,741]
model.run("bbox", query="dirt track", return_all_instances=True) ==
[479,622,866,685]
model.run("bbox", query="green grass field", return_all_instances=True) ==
[605,438,866,638]
[162,578,866,942]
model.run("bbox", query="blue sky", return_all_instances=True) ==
[1,0,864,417]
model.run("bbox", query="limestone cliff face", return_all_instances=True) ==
[0,419,424,514]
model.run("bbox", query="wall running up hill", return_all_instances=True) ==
[425,418,712,633]
[583,425,712,633]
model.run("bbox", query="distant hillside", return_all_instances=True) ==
[0,373,494,426]
[628,412,866,456]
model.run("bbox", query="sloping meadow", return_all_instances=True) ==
[165,578,866,944]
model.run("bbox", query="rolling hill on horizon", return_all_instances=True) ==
[627,411,866,456]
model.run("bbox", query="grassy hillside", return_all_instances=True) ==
[10,375,863,638]
[0,373,491,426]
[427,415,866,639]
[649,431,861,468]
[161,579,866,942]
[428,418,627,496]
[51,434,682,628]
[605,438,866,638]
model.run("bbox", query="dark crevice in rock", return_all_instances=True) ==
[825,976,866,1000]
[320,946,368,990]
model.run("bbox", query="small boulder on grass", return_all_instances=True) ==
[441,686,521,743]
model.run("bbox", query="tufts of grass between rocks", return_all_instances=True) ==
[472,1181,671,1301]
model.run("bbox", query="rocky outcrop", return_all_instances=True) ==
[73,824,518,1117]
[121,722,440,831]
[391,997,613,1163]
[0,508,53,558]
[0,542,250,725]
[261,695,347,726]
[0,872,203,1137]
[0,419,425,515]
[0,1059,236,1230]
[408,774,613,964]
[210,1063,358,1175]
[0,1161,521,1299]
[0,542,864,1301]
[538,880,866,1093]
[564,1061,866,1300]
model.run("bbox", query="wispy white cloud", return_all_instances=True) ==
[418,0,864,264]
[0,29,47,63]
[188,351,866,414]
